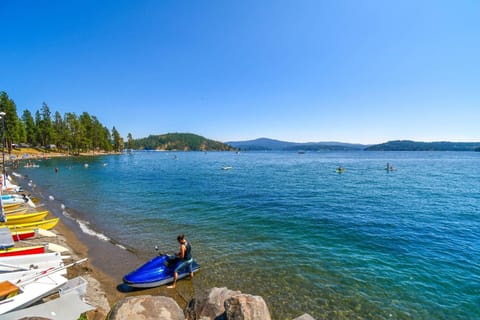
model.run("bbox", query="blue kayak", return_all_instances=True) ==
[123,254,200,288]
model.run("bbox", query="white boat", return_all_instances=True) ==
[0,197,25,205]
[1,288,94,320]
[0,272,68,314]
[0,265,66,282]
[1,194,36,208]
[1,175,22,193]
[0,258,86,314]
[0,252,66,272]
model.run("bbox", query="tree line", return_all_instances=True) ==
[0,91,124,154]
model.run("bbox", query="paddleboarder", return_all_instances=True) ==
[167,234,194,288]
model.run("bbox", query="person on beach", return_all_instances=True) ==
[167,234,193,288]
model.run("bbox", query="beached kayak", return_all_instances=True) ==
[10,230,36,241]
[6,218,60,232]
[2,211,49,225]
[123,254,200,288]
[0,245,45,257]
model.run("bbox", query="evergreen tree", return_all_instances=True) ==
[0,92,22,153]
[21,110,36,146]
[102,126,113,151]
[112,126,123,152]
[34,110,42,146]
[64,112,82,154]
[39,103,56,146]
[0,92,121,155]
[79,112,93,151]
[53,111,68,150]
[127,133,134,149]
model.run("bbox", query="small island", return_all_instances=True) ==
[132,133,237,151]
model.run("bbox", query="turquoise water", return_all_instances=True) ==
[16,151,480,319]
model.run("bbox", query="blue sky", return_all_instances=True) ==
[1,0,479,144]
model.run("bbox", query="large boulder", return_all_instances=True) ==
[108,295,185,320]
[224,294,271,320]
[185,287,241,320]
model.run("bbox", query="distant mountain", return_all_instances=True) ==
[226,138,367,151]
[365,140,480,151]
[134,133,236,151]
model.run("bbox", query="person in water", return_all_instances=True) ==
[386,163,394,171]
[167,234,193,288]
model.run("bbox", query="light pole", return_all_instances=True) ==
[0,112,5,187]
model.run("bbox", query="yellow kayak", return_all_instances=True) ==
[2,203,23,210]
[6,218,60,232]
[2,211,49,225]
[4,205,28,215]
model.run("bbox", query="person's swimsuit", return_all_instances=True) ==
[174,242,193,273]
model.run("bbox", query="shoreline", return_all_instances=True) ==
[12,176,118,312]
[14,172,200,315]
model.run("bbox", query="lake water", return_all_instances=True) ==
[16,151,480,319]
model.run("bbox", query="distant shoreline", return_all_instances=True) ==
[7,148,121,161]
[227,138,480,152]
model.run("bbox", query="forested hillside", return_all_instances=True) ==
[365,140,480,151]
[133,133,236,151]
[0,91,123,154]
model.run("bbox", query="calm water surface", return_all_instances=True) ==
[17,151,480,319]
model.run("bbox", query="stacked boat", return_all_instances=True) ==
[0,174,93,318]
[0,194,60,258]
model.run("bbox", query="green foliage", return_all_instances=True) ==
[0,91,121,154]
[0,91,24,153]
[134,133,236,151]
[127,132,134,149]
[111,126,124,152]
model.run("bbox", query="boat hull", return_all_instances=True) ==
[3,211,49,225]
[123,254,200,288]
[0,252,64,272]
[0,272,67,314]
[11,230,36,241]
[0,245,45,257]
[7,218,59,232]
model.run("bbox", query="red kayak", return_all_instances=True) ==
[11,230,36,241]
[0,245,45,257]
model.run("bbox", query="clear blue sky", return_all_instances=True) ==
[1,0,479,144]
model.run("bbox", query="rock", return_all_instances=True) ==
[18,317,52,320]
[224,294,271,320]
[108,295,185,320]
[292,314,316,320]
[86,307,109,320]
[185,287,241,320]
